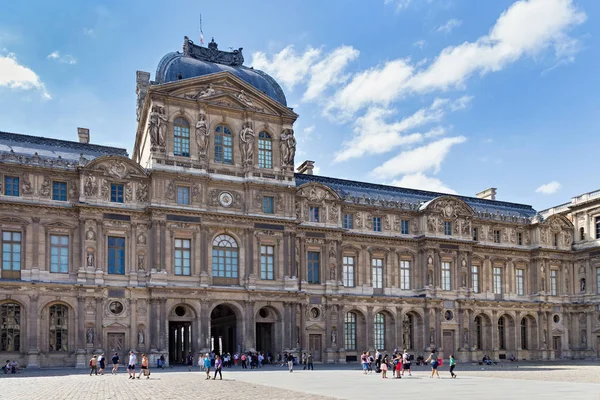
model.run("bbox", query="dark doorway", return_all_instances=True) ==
[256,323,273,354]
[210,305,237,355]
[169,321,192,364]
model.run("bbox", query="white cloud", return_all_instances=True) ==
[385,0,412,11]
[83,28,95,37]
[334,96,467,162]
[327,0,586,116]
[437,18,462,33]
[391,173,456,194]
[372,136,467,179]
[47,51,77,64]
[303,46,359,101]
[536,181,561,194]
[0,52,50,99]
[413,40,427,49]
[251,45,321,90]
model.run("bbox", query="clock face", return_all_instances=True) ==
[219,192,233,207]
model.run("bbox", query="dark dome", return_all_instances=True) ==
[155,38,287,106]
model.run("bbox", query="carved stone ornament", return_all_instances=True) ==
[239,121,255,166]
[69,180,78,199]
[195,112,210,160]
[192,184,201,203]
[280,128,296,167]
[136,183,148,202]
[86,227,96,241]
[166,181,175,200]
[182,36,244,67]
[237,90,254,107]
[137,232,146,245]
[103,161,129,179]
[125,183,133,202]
[84,175,97,197]
[300,184,334,202]
[40,176,51,197]
[100,180,109,200]
[21,175,33,195]
[148,105,168,149]
[185,84,217,100]
[433,198,469,219]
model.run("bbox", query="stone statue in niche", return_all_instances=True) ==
[195,113,210,160]
[40,177,51,197]
[461,271,467,287]
[542,329,547,345]
[427,270,433,286]
[331,329,337,345]
[148,105,168,148]
[87,252,94,267]
[429,328,435,344]
[138,255,145,270]
[582,330,587,347]
[279,128,296,167]
[463,329,469,347]
[84,175,97,197]
[239,121,255,165]
[329,264,336,280]
[580,278,586,292]
[138,329,145,345]
[86,328,94,345]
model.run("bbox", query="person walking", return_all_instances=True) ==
[241,353,247,369]
[213,355,223,380]
[381,355,389,379]
[302,353,307,370]
[361,352,369,375]
[204,353,211,380]
[287,352,295,372]
[127,351,137,379]
[425,349,440,378]
[89,355,98,376]
[449,354,457,378]
[307,353,314,370]
[111,352,120,375]
[137,354,149,379]
[187,352,194,371]
[98,353,106,375]
[402,349,412,376]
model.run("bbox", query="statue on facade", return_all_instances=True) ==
[429,328,435,344]
[463,329,469,347]
[87,252,94,267]
[582,330,587,347]
[195,113,210,160]
[237,90,253,107]
[580,278,586,292]
[84,175,97,197]
[280,128,296,167]
[138,329,145,345]
[542,329,547,345]
[240,121,255,165]
[331,329,337,345]
[148,105,168,148]
[86,328,94,345]
[138,255,145,270]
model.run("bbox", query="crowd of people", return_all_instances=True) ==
[2,360,19,374]
[361,349,458,379]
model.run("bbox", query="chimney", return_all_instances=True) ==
[77,127,90,144]
[476,188,497,201]
[297,160,315,175]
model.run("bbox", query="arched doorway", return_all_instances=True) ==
[210,304,237,355]
[255,306,280,357]
[168,304,195,364]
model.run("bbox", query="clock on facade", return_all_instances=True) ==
[219,192,234,207]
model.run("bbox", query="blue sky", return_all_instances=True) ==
[0,0,598,210]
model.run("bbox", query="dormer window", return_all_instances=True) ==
[173,117,190,157]
[215,125,233,164]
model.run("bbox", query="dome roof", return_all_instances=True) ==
[155,37,287,106]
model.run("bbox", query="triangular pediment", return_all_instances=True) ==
[104,322,129,329]
[43,221,76,229]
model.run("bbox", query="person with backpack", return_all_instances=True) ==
[425,349,440,378]
[402,349,412,377]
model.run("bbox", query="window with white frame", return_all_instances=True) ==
[343,256,355,287]
[344,312,357,350]
[174,238,191,276]
[343,214,353,229]
[399,260,410,290]
[260,245,274,280]
[472,265,480,293]
[516,268,525,296]
[493,267,502,294]
[258,131,273,169]
[50,235,69,273]
[401,220,409,235]
[550,270,558,295]
[373,217,382,232]
[177,186,190,205]
[374,313,385,350]
[372,258,383,289]
[441,261,451,290]
[444,221,452,235]
[309,207,319,222]
[173,117,190,157]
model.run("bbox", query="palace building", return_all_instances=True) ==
[0,36,599,368]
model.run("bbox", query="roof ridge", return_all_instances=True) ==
[0,131,128,156]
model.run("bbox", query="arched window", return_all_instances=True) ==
[403,314,414,349]
[215,125,233,164]
[474,315,482,349]
[173,118,190,157]
[258,132,272,169]
[49,304,68,351]
[211,235,238,280]
[344,312,357,350]
[0,303,20,352]
[374,313,385,350]
[521,318,528,350]
[498,316,505,350]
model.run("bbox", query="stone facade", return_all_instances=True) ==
[0,37,599,368]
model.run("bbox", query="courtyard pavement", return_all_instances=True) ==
[0,362,599,399]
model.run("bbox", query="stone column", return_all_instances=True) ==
[95,297,103,351]
[159,298,167,351]
[78,218,85,271]
[283,302,291,350]
[130,223,137,273]
[491,310,498,351]
[129,298,137,351]
[96,221,104,271]
[295,303,301,350]
[337,304,344,351]
[199,301,210,352]
[75,295,87,368]
[283,232,289,278]
[396,306,404,350]
[150,222,158,270]
[435,307,442,350]
[245,301,255,350]
[546,311,552,357]
[31,217,40,270]
[325,305,332,350]
[515,311,522,351]
[291,233,297,277]
[468,309,474,351]
[366,306,374,351]
[150,299,159,351]
[537,311,544,351]
[586,312,593,351]
[26,294,40,368]
[160,221,166,271]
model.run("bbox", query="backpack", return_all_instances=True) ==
[89,360,93,367]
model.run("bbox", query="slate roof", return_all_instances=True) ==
[295,174,537,222]
[0,131,128,165]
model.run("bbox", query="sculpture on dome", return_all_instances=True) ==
[240,121,255,166]
[280,129,296,167]
[182,36,244,67]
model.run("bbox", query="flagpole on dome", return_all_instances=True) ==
[199,13,205,45]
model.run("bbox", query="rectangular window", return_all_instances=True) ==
[258,136,273,169]
[309,207,319,222]
[50,235,69,273]
[52,181,67,201]
[4,176,19,197]
[174,239,191,276]
[444,221,452,235]
[399,260,410,290]
[596,217,600,239]
[343,214,353,229]
[373,217,381,232]
[517,232,523,246]
[472,227,478,241]
[307,252,320,284]
[472,265,479,293]
[401,220,409,235]
[550,270,558,295]
[173,121,190,157]
[343,256,355,287]
[107,236,125,275]
[516,269,524,296]
[110,184,124,203]
[260,245,274,280]
[493,267,502,294]
[2,231,21,272]
[372,258,383,289]
[263,196,274,214]
[494,230,501,243]
[177,186,190,205]
[441,261,451,290]
[553,234,558,247]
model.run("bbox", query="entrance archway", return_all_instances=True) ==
[210,304,237,355]
[168,304,195,364]
[255,306,281,357]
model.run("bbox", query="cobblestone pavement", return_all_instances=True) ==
[1,363,599,400]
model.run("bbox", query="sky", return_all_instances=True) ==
[0,0,598,211]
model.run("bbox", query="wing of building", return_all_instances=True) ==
[0,36,597,368]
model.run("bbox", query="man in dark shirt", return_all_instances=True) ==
[287,353,295,372]
[111,353,119,375]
